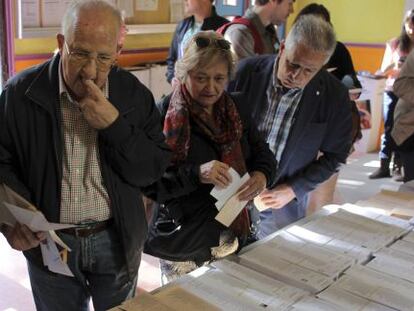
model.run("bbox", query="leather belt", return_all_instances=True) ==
[60,219,113,237]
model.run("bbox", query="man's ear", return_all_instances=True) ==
[57,34,65,55]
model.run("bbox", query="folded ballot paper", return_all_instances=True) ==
[0,184,74,277]
[210,168,250,227]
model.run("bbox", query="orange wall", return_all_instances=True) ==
[346,44,386,74]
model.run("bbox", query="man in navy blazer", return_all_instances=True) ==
[228,15,352,238]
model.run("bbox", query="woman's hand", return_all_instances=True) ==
[237,171,267,201]
[199,160,232,188]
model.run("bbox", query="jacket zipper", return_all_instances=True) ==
[28,95,63,208]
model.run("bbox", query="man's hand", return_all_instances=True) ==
[199,160,232,188]
[256,183,296,210]
[79,79,119,129]
[237,171,267,201]
[2,223,46,251]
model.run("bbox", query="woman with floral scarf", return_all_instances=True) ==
[143,31,276,282]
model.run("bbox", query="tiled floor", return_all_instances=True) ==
[0,151,404,311]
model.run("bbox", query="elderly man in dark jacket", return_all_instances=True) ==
[166,0,228,83]
[228,15,352,238]
[0,1,170,310]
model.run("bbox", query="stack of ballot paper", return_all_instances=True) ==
[210,167,250,227]
[402,230,414,243]
[285,224,372,264]
[317,286,395,311]
[355,189,414,218]
[329,203,413,230]
[238,231,352,293]
[212,260,308,309]
[116,262,308,311]
[298,209,408,253]
[288,296,350,311]
[389,238,414,255]
[177,262,308,311]
[0,184,74,277]
[332,265,414,311]
[367,247,414,283]
[285,205,412,263]
[109,288,218,311]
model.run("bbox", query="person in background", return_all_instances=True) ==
[228,15,352,238]
[220,0,294,62]
[392,48,414,182]
[292,3,362,214]
[144,31,277,282]
[369,9,414,180]
[0,1,171,310]
[166,0,229,84]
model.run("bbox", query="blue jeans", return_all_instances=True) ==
[380,91,398,159]
[27,226,138,311]
[257,197,308,239]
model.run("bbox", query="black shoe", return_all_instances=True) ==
[369,167,391,179]
[369,159,391,179]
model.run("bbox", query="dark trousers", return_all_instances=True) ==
[380,91,399,160]
[398,133,414,182]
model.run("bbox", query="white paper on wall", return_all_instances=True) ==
[169,0,184,23]
[20,0,41,27]
[117,0,134,18]
[42,0,72,27]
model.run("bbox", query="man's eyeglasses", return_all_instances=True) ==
[195,36,231,51]
[64,42,115,71]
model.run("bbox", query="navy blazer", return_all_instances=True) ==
[228,55,352,227]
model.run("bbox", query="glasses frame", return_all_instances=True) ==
[63,41,116,71]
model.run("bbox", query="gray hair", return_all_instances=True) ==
[175,31,235,82]
[285,15,336,63]
[61,0,122,41]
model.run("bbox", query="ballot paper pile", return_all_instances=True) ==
[110,190,414,311]
[0,184,74,276]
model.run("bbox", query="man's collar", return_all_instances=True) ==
[58,62,75,102]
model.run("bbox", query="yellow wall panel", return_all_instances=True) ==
[293,0,405,44]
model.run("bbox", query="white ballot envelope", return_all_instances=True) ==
[40,232,74,277]
[210,168,250,227]
[4,202,75,232]
[0,184,74,277]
